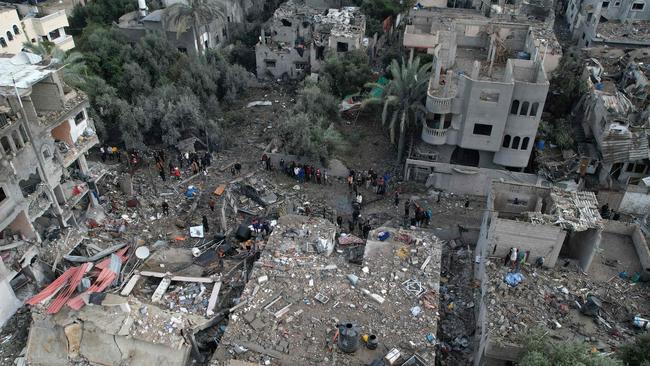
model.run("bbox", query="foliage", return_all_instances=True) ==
[277,113,346,163]
[618,332,650,366]
[519,328,622,366]
[357,0,401,35]
[370,57,431,162]
[319,50,373,97]
[22,41,88,87]
[292,86,340,121]
[538,119,574,149]
[76,26,250,148]
[228,43,257,72]
[68,0,137,34]
[547,47,586,117]
[164,0,226,54]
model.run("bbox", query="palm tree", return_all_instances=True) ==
[22,41,88,87]
[368,57,431,162]
[164,0,226,55]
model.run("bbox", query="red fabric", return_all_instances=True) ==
[95,247,129,270]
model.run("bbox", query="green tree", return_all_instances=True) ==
[547,47,585,117]
[618,332,650,366]
[277,113,347,163]
[519,329,622,366]
[22,41,88,87]
[68,0,137,34]
[292,85,340,121]
[320,50,372,97]
[164,0,226,55]
[371,57,431,162]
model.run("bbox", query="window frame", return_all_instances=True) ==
[472,123,493,136]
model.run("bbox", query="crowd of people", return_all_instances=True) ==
[153,150,213,182]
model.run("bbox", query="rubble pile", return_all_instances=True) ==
[212,216,443,366]
[483,260,650,350]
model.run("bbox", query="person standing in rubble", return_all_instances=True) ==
[208,198,216,212]
[173,166,181,179]
[100,145,107,162]
[156,159,166,181]
[363,220,371,239]
[336,215,343,227]
[316,169,322,184]
[516,250,526,271]
[505,247,518,269]
[162,201,169,216]
[394,191,400,207]
[202,215,209,233]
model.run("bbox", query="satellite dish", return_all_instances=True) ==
[135,246,150,260]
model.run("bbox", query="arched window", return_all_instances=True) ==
[512,136,521,149]
[13,25,19,35]
[0,37,7,48]
[520,102,529,116]
[502,135,511,148]
[510,100,519,115]
[521,137,530,150]
[530,102,539,116]
[6,31,13,41]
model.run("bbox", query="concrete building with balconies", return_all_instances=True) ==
[403,7,556,193]
[0,51,100,326]
[0,3,75,55]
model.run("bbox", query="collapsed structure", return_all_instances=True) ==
[402,2,560,195]
[255,0,366,80]
[567,47,650,214]
[213,215,442,366]
[566,0,650,48]
[473,180,650,365]
[0,51,100,326]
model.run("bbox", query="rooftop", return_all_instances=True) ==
[0,53,54,97]
[213,216,442,365]
[491,181,603,231]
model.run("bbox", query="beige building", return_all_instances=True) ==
[0,4,74,56]
[0,5,26,55]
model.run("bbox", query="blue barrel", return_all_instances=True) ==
[536,140,545,150]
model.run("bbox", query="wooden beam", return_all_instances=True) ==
[151,277,171,303]
[206,281,222,317]
[139,271,215,283]
[120,274,141,296]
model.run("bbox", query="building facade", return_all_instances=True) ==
[0,52,100,325]
[403,6,555,184]
[255,0,366,80]
[117,0,247,56]
[0,4,74,55]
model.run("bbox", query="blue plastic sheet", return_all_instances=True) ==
[504,272,524,287]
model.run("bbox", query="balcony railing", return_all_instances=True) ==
[421,125,448,145]
[426,95,453,114]
[61,133,99,167]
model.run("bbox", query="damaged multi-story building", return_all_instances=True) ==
[473,180,650,365]
[255,0,366,80]
[402,1,561,195]
[0,2,75,56]
[565,0,650,48]
[0,51,100,326]
[570,47,650,214]
[117,0,250,56]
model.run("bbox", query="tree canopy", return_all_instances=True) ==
[75,26,250,149]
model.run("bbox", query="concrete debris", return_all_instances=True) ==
[211,220,443,365]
